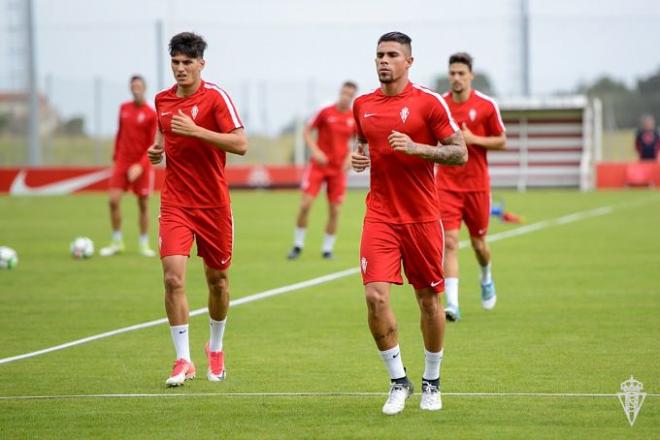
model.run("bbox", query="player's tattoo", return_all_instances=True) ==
[414,131,467,165]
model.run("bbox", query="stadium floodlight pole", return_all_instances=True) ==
[520,0,531,97]
[155,20,164,91]
[26,0,41,166]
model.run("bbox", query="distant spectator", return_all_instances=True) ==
[635,114,660,160]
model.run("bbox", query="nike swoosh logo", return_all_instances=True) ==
[10,169,113,196]
[364,113,376,118]
[160,112,171,116]
[221,257,231,265]
[431,281,442,287]
[392,351,400,359]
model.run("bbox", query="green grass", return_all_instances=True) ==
[0,134,295,166]
[0,189,658,439]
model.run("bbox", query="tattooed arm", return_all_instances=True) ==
[388,130,467,165]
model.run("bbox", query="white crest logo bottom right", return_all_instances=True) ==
[617,376,646,427]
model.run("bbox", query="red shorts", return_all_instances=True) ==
[360,219,445,293]
[109,163,154,197]
[159,205,234,270]
[301,164,347,204]
[438,190,490,237]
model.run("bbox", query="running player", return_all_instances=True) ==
[351,32,467,415]
[100,75,157,257]
[287,81,357,260]
[436,52,506,321]
[147,32,247,387]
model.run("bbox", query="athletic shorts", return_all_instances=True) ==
[359,219,445,293]
[301,164,347,204]
[159,205,234,270]
[109,163,154,197]
[437,190,491,237]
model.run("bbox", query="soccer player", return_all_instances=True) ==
[436,52,507,321]
[287,81,358,260]
[351,32,467,415]
[147,32,247,387]
[100,75,157,257]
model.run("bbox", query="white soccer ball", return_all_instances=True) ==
[0,246,18,269]
[70,237,94,259]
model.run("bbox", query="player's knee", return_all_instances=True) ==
[163,272,185,295]
[418,293,440,316]
[445,234,460,252]
[207,270,229,295]
[329,205,340,219]
[109,197,120,209]
[471,236,487,254]
[138,197,149,210]
[365,287,388,312]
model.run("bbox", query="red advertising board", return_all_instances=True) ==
[0,166,304,195]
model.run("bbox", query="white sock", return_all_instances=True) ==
[423,349,444,381]
[322,233,336,253]
[169,324,191,361]
[480,263,492,285]
[112,230,122,242]
[139,234,149,246]
[294,227,306,248]
[209,318,226,352]
[445,277,459,307]
[379,345,406,380]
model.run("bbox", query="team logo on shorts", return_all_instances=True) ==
[191,105,199,120]
[400,106,410,123]
[360,256,368,274]
[469,108,477,122]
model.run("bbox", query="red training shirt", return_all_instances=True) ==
[155,80,244,208]
[353,81,459,224]
[113,101,157,167]
[308,104,356,169]
[436,90,505,192]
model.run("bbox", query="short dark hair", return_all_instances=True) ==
[169,32,207,58]
[342,81,358,90]
[377,31,412,53]
[449,52,473,71]
[130,75,145,85]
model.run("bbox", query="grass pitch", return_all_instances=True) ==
[0,189,658,439]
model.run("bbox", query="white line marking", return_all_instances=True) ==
[0,392,658,401]
[1,196,656,366]
[0,268,358,365]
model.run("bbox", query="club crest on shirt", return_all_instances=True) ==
[191,105,199,120]
[469,108,477,122]
[137,112,145,123]
[400,106,410,123]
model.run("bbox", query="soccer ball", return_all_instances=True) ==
[0,246,18,269]
[70,237,94,259]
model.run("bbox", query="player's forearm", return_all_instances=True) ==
[472,134,506,151]
[303,127,320,154]
[411,142,468,165]
[193,127,248,156]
